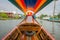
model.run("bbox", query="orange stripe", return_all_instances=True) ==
[27,7,34,11]
[34,0,47,13]
[34,0,42,9]
[15,0,47,14]
[15,0,27,13]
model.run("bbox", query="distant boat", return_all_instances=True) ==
[2,17,55,40]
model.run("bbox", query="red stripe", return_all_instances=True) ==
[34,0,42,9]
[20,0,26,9]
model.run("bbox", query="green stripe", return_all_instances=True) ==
[36,0,53,13]
[8,0,24,13]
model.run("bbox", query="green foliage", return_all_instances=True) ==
[15,14,19,19]
[57,13,60,18]
[40,14,48,19]
[53,15,58,18]
[0,12,8,18]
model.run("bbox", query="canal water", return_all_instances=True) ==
[0,19,60,40]
[36,19,60,40]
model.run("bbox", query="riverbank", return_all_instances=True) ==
[0,18,23,20]
[43,19,60,23]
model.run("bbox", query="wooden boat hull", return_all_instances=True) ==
[2,17,55,40]
[2,23,55,40]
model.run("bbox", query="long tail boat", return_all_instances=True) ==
[2,0,55,40]
[2,16,55,40]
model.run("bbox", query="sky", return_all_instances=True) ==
[0,0,60,16]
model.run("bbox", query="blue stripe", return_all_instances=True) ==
[24,0,37,8]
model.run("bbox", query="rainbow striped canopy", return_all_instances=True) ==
[8,0,53,14]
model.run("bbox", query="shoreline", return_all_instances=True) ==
[43,19,60,23]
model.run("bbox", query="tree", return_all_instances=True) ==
[57,13,60,18]
[0,12,8,18]
[40,14,48,19]
[15,14,19,19]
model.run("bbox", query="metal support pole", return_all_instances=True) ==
[52,0,56,34]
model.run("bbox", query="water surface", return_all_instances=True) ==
[0,19,60,40]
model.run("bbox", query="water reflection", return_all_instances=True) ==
[51,22,55,39]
